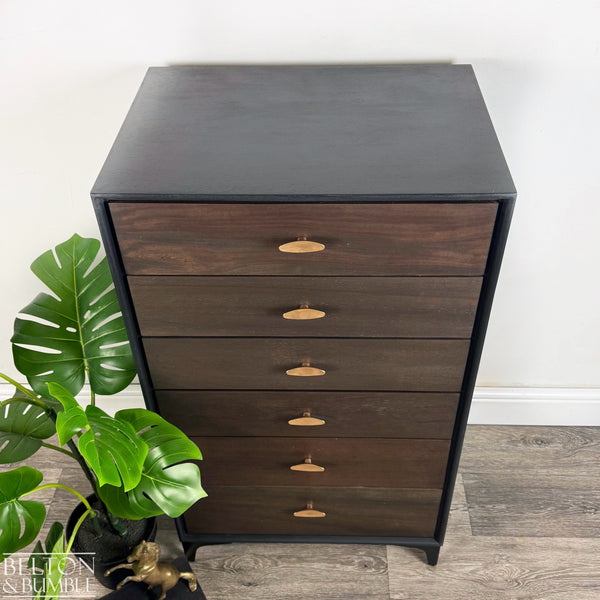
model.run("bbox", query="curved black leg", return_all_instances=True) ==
[424,545,440,566]
[183,542,200,562]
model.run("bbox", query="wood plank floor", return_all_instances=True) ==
[2,426,600,599]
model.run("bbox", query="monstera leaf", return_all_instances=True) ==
[49,383,147,491]
[29,523,66,600]
[11,234,136,398]
[98,409,206,519]
[50,383,88,444]
[0,467,46,561]
[0,391,56,463]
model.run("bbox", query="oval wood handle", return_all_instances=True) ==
[293,502,326,518]
[288,411,326,427]
[286,362,326,377]
[290,457,325,472]
[278,237,325,253]
[283,304,326,320]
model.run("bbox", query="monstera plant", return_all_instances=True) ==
[0,234,206,593]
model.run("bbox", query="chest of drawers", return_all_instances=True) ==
[92,65,515,565]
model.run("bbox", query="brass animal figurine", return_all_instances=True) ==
[105,540,198,600]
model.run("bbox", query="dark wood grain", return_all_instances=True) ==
[185,486,441,537]
[111,203,497,276]
[144,338,471,391]
[130,276,482,338]
[156,390,459,439]
[91,66,515,198]
[194,437,450,488]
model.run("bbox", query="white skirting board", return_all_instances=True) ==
[469,387,600,426]
[1,383,600,426]
[0,383,146,417]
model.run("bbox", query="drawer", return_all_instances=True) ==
[184,486,442,537]
[194,437,450,488]
[144,338,470,391]
[130,276,482,338]
[156,390,459,439]
[110,202,497,276]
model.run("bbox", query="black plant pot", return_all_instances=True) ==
[66,494,157,589]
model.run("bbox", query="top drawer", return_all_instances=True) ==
[110,202,497,276]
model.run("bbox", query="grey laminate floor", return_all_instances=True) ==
[2,426,600,599]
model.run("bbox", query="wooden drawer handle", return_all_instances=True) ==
[288,411,326,427]
[286,362,326,377]
[290,457,325,472]
[283,304,326,320]
[293,502,326,518]
[278,237,325,253]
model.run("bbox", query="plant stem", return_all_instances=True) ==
[40,442,75,459]
[62,438,126,537]
[63,439,103,535]
[25,483,94,513]
[65,508,93,555]
[90,389,95,407]
[0,372,48,409]
[66,439,99,495]
[24,481,103,538]
[105,510,127,536]
[0,395,47,411]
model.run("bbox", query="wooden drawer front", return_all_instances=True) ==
[194,437,449,488]
[144,338,470,391]
[131,276,481,338]
[156,391,459,439]
[184,486,441,537]
[110,202,497,276]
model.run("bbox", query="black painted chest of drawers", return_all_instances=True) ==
[92,65,515,565]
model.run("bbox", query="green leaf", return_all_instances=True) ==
[44,522,64,556]
[43,524,67,600]
[0,467,46,561]
[47,382,147,490]
[0,392,56,463]
[28,522,64,599]
[28,539,46,599]
[79,406,148,491]
[98,409,206,519]
[48,383,87,446]
[11,234,136,398]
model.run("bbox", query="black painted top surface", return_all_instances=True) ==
[92,65,515,199]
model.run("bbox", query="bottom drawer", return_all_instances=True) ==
[185,486,441,537]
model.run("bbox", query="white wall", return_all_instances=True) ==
[2,1,599,396]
